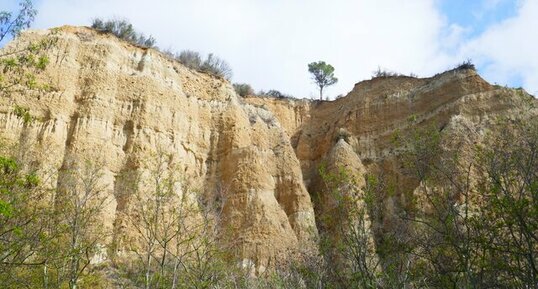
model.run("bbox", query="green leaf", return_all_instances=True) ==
[36,56,49,70]
[0,156,18,173]
[0,200,13,217]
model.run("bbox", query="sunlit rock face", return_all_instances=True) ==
[1,26,536,270]
[0,26,318,267]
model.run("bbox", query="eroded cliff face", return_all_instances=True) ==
[246,71,537,268]
[247,70,536,190]
[0,26,317,268]
[1,26,536,270]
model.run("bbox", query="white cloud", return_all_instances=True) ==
[28,0,537,97]
[463,0,538,94]
[32,0,455,99]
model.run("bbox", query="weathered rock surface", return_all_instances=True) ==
[0,26,317,267]
[1,26,536,269]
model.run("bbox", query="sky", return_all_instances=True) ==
[1,0,537,98]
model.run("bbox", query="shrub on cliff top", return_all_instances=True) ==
[177,50,202,70]
[233,83,254,97]
[257,89,292,99]
[175,50,232,80]
[454,59,476,71]
[200,53,232,80]
[90,18,233,80]
[91,18,156,48]
[265,89,289,98]
[372,67,406,78]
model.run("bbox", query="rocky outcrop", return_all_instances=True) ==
[1,26,536,270]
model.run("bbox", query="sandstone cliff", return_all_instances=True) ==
[1,26,536,272]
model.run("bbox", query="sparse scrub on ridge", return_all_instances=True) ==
[233,84,295,99]
[89,18,234,80]
[91,18,156,48]
[454,59,476,71]
[199,53,233,80]
[176,50,202,70]
[372,67,417,79]
[258,89,292,99]
[433,59,477,78]
[167,50,233,80]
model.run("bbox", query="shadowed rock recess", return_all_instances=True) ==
[1,26,536,271]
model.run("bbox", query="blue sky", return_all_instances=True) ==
[440,0,519,37]
[1,0,536,97]
[437,0,528,90]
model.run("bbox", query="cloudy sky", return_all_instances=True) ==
[1,0,537,98]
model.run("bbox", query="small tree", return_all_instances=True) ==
[129,150,230,289]
[0,0,56,97]
[308,61,338,100]
[0,156,48,281]
[0,0,36,42]
[317,164,382,288]
[56,158,109,289]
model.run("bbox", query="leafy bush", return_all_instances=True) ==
[13,105,32,124]
[91,18,156,48]
[233,83,254,97]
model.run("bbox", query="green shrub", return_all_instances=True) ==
[13,105,32,124]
